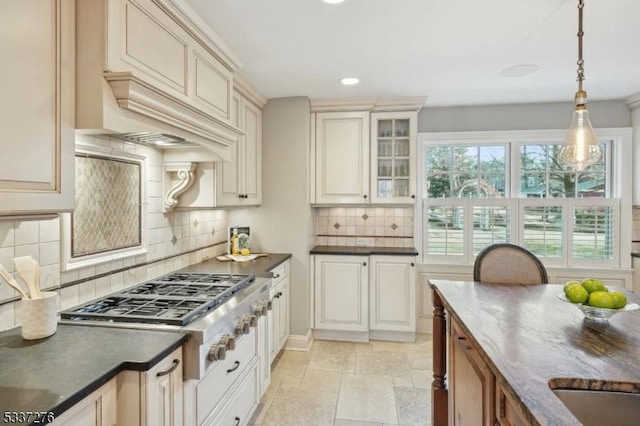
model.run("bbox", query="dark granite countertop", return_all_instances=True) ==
[631,252,640,258]
[310,245,418,256]
[429,281,640,426]
[181,253,291,276]
[0,325,186,424]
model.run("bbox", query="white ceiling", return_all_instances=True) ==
[185,0,640,106]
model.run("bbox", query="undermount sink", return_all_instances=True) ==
[552,389,640,426]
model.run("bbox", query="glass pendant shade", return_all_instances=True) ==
[559,107,601,171]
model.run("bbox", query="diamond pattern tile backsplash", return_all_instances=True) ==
[73,155,141,257]
[315,207,414,248]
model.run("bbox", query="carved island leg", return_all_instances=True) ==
[432,289,448,426]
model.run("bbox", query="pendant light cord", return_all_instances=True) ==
[577,0,585,92]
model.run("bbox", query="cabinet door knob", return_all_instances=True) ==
[362,262,367,266]
[410,262,415,267]
[363,194,368,199]
[411,195,416,199]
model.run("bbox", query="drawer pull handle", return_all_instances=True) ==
[234,416,241,425]
[226,360,241,374]
[156,359,180,377]
[273,273,280,278]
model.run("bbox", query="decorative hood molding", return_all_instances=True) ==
[75,0,250,162]
[105,72,243,151]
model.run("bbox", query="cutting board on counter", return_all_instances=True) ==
[216,253,269,262]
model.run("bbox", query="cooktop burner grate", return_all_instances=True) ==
[59,273,255,326]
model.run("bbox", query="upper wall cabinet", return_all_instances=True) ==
[175,81,265,208]
[370,111,418,204]
[76,0,244,152]
[310,98,424,206]
[314,111,371,204]
[215,90,262,206]
[0,0,75,216]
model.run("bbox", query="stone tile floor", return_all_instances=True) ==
[250,335,433,426]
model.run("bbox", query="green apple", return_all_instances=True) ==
[581,278,606,293]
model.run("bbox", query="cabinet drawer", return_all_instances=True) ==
[271,261,289,285]
[196,328,257,423]
[203,360,259,426]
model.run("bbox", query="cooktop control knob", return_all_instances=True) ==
[208,343,227,361]
[219,334,236,351]
[235,319,250,336]
[253,302,265,317]
[244,314,257,328]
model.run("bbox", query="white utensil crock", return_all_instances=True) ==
[21,291,58,340]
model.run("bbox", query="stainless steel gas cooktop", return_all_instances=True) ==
[60,273,255,326]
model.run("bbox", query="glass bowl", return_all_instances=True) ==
[557,293,640,322]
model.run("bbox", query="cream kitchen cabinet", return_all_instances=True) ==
[311,107,419,205]
[0,0,75,215]
[184,328,258,426]
[312,254,416,341]
[175,90,262,208]
[257,302,271,397]
[369,256,416,338]
[201,359,259,426]
[215,91,262,206]
[370,111,418,204]
[117,347,184,426]
[53,378,117,426]
[314,255,369,334]
[268,260,290,364]
[314,111,371,204]
[449,317,495,426]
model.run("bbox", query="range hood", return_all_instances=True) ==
[76,73,241,162]
[75,0,246,163]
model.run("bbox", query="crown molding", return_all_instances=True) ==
[310,96,427,112]
[234,74,267,108]
[164,0,243,71]
[625,92,640,110]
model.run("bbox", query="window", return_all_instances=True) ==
[420,130,630,268]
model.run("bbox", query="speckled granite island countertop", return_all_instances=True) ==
[429,281,640,426]
[310,245,418,256]
[0,325,186,424]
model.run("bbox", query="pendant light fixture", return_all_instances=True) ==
[558,0,602,171]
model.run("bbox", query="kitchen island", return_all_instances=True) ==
[429,280,640,426]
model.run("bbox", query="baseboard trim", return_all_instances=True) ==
[284,330,313,351]
[313,329,370,342]
[369,330,416,342]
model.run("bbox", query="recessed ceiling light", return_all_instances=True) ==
[322,0,346,4]
[340,77,360,86]
[500,64,540,78]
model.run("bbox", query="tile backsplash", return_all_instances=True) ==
[314,207,414,248]
[0,134,229,332]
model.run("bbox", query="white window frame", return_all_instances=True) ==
[417,128,632,269]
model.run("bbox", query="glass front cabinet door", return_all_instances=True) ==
[370,111,417,204]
